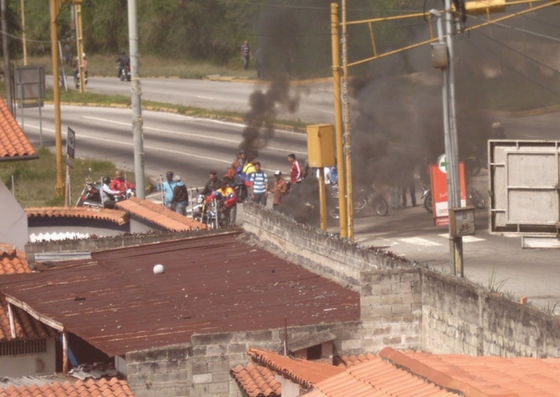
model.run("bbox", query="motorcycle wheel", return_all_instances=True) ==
[373,197,389,217]
[126,74,131,82]
[424,194,433,213]
[120,73,125,82]
[469,188,486,209]
[329,206,340,219]
[76,197,85,207]
[353,193,368,212]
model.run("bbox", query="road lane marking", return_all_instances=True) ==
[399,237,442,247]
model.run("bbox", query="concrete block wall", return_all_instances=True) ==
[126,323,362,397]
[242,203,407,288]
[421,270,560,357]
[359,269,423,352]
[126,344,191,397]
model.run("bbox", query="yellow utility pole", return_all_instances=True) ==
[74,3,85,93]
[49,0,82,198]
[341,0,354,241]
[330,3,347,239]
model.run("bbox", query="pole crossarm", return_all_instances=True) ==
[345,0,560,69]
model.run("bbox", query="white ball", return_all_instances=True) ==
[153,264,164,275]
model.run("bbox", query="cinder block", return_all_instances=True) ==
[192,373,213,384]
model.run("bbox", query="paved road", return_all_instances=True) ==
[56,76,335,125]
[29,80,560,313]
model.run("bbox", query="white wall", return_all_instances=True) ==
[0,181,28,250]
[0,338,56,377]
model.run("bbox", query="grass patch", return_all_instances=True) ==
[22,55,256,80]
[0,147,145,208]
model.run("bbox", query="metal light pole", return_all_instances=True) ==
[444,0,463,277]
[128,0,145,198]
[432,4,463,276]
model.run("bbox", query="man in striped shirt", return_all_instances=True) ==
[250,162,269,206]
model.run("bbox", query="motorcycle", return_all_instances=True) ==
[119,65,131,82]
[420,184,485,213]
[76,177,102,208]
[74,70,88,89]
[192,193,235,228]
[328,184,389,219]
[76,176,134,208]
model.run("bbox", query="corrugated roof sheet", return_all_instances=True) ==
[0,244,32,275]
[380,347,560,397]
[0,244,54,341]
[0,97,38,161]
[230,363,281,397]
[0,377,134,397]
[248,348,344,389]
[115,197,207,231]
[0,233,360,357]
[25,207,129,226]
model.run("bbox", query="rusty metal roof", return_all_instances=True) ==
[0,232,360,357]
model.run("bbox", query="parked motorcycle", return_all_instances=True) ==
[328,184,389,219]
[420,184,485,213]
[74,70,88,89]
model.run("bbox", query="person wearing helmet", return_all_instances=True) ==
[101,176,122,208]
[157,171,176,209]
[116,50,130,78]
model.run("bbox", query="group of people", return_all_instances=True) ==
[157,171,190,215]
[101,170,135,208]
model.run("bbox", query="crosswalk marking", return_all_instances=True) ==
[437,234,484,243]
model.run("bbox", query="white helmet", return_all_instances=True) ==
[492,121,501,129]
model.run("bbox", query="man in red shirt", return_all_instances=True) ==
[287,153,302,185]
[110,170,135,194]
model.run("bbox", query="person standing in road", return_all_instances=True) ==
[171,175,189,215]
[400,166,417,208]
[250,162,268,206]
[271,170,287,210]
[287,153,302,185]
[157,171,176,209]
[241,40,252,70]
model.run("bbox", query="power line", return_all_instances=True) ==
[464,32,560,100]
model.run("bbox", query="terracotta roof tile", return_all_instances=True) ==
[0,377,135,397]
[0,294,57,341]
[380,347,560,397]
[25,207,129,226]
[248,348,344,389]
[335,353,377,367]
[0,97,38,160]
[115,197,207,232]
[231,363,281,397]
[0,244,32,275]
[304,355,461,397]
